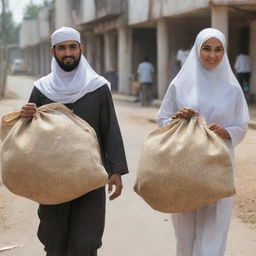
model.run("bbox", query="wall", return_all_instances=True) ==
[128,0,149,24]
[162,0,208,17]
[20,19,40,48]
[55,0,73,28]
[38,7,51,41]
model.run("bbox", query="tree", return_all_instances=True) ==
[23,0,53,20]
[0,12,19,44]
[0,0,8,98]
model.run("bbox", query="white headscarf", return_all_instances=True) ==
[34,27,111,103]
[157,28,249,128]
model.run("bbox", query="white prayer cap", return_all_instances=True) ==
[51,27,81,47]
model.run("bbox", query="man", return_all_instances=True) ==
[20,27,129,256]
[234,50,251,94]
[137,57,155,107]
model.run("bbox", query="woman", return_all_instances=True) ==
[157,28,249,256]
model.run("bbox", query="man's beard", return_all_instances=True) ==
[55,54,81,72]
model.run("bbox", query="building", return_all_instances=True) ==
[19,0,256,101]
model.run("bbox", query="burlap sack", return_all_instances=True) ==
[134,116,235,213]
[0,103,108,205]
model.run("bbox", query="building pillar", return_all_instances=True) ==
[55,0,72,28]
[39,43,44,76]
[250,20,256,96]
[157,18,170,99]
[211,6,228,40]
[104,30,117,72]
[95,35,103,74]
[32,47,37,75]
[85,34,96,68]
[118,27,132,94]
[46,41,52,74]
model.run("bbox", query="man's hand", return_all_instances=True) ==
[20,103,37,118]
[108,173,123,200]
[208,123,231,140]
[172,107,199,119]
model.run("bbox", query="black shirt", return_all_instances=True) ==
[29,85,129,176]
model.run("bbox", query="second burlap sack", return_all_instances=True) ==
[134,116,235,213]
[1,103,108,205]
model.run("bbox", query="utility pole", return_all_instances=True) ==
[0,0,8,98]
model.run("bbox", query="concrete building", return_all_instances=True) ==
[19,0,256,101]
[19,4,54,76]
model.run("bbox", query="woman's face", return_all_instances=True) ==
[199,37,224,70]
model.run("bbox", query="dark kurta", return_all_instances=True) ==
[28,85,128,256]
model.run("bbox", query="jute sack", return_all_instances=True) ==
[0,103,108,205]
[134,116,235,213]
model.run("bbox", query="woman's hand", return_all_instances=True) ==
[208,123,231,140]
[20,103,37,118]
[172,107,199,119]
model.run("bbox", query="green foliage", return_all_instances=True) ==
[23,3,42,20]
[0,11,19,44]
[23,0,53,20]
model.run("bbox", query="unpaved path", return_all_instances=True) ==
[0,76,255,256]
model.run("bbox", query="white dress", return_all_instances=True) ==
[156,28,249,256]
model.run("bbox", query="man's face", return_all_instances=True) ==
[52,40,84,72]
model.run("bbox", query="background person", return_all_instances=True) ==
[234,51,251,94]
[137,57,155,107]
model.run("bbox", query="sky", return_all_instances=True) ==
[3,0,46,24]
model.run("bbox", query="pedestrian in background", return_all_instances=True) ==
[20,27,129,256]
[137,57,155,107]
[157,28,249,256]
[176,48,190,69]
[234,50,251,94]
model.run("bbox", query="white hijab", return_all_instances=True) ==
[157,28,249,127]
[34,27,110,103]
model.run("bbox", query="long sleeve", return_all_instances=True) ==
[225,91,249,147]
[225,123,247,147]
[28,87,48,107]
[156,85,178,127]
[99,87,129,175]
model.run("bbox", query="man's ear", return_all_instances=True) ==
[80,44,85,54]
[51,47,55,57]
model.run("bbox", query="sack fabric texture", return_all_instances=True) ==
[134,116,235,213]
[0,103,108,205]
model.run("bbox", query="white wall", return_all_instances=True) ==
[55,0,73,28]
[162,0,208,17]
[211,0,256,4]
[80,0,96,23]
[20,19,40,48]
[128,0,149,25]
[129,0,209,25]
[38,7,50,40]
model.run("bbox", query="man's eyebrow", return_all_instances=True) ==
[56,43,79,47]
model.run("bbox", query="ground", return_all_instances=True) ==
[234,129,256,229]
[0,75,256,255]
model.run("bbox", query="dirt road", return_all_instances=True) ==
[0,76,255,256]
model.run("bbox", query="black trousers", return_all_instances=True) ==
[237,72,251,92]
[37,187,106,256]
